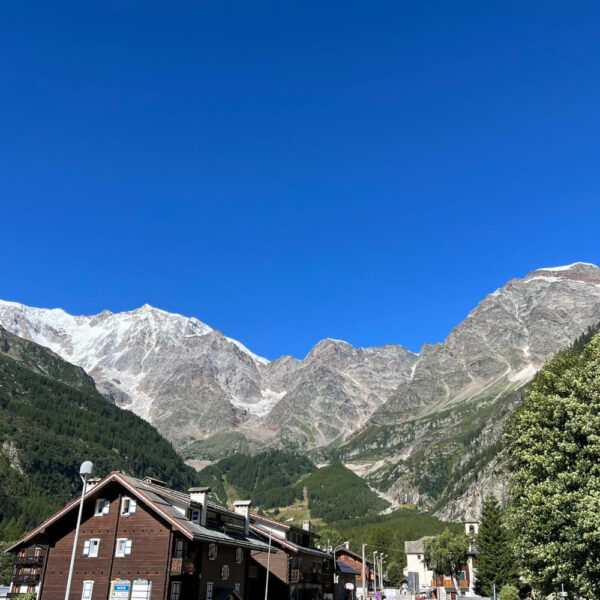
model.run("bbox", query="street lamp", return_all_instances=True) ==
[373,551,378,592]
[64,461,94,600]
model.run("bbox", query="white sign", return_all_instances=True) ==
[131,579,152,600]
[110,579,131,600]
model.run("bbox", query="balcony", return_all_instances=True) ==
[14,556,43,568]
[12,574,40,586]
[170,558,196,575]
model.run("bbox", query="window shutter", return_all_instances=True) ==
[102,500,110,515]
[83,540,90,557]
[129,499,137,514]
[125,539,133,556]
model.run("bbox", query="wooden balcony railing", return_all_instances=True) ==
[12,574,40,586]
[14,556,43,568]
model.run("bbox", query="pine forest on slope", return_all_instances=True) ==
[0,326,200,535]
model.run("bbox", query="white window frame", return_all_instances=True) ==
[82,580,94,600]
[121,497,137,516]
[94,499,110,516]
[115,538,132,557]
[170,581,181,600]
[206,582,214,600]
[235,547,243,563]
[234,583,240,593]
[83,539,100,558]
[208,543,217,560]
[220,564,229,580]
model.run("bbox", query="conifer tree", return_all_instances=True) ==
[474,496,516,596]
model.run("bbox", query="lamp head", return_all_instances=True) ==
[80,461,94,477]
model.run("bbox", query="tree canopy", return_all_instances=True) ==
[424,528,469,595]
[474,496,517,596]
[506,332,600,598]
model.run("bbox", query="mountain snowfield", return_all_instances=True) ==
[2,262,600,516]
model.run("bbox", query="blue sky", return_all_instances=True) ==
[2,1,600,360]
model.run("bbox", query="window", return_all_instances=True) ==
[206,582,214,600]
[417,555,422,560]
[115,538,132,557]
[94,499,110,516]
[191,509,200,523]
[234,583,240,593]
[174,539,186,559]
[82,580,94,600]
[83,539,100,558]
[121,497,137,515]
[235,548,243,563]
[208,543,217,560]
[460,570,467,581]
[220,565,229,580]
[170,581,181,600]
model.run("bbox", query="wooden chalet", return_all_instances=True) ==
[334,545,374,595]
[248,515,335,600]
[6,472,272,600]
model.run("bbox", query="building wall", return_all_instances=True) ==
[404,553,434,590]
[40,487,171,600]
[196,543,248,599]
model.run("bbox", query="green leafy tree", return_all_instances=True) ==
[386,561,405,587]
[506,332,600,598]
[474,497,517,596]
[424,528,469,596]
[498,584,520,600]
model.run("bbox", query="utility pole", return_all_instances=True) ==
[264,529,272,600]
[362,543,367,600]
[373,551,378,592]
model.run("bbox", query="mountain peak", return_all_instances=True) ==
[525,262,600,284]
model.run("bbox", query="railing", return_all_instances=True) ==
[14,556,44,567]
[12,574,40,586]
[170,558,196,575]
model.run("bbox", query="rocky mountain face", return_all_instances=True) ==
[335,262,600,519]
[0,301,417,448]
[3,262,600,519]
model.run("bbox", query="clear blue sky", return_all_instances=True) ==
[2,1,600,360]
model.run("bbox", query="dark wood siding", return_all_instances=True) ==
[40,484,172,600]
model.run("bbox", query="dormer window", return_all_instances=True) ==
[191,509,200,523]
[94,499,110,516]
[121,497,137,515]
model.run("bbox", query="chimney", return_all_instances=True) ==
[234,500,251,536]
[189,487,210,526]
[344,541,350,550]
[86,477,101,490]
[302,520,311,532]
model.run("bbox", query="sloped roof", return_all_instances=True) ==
[405,536,436,554]
[6,472,271,553]
[335,546,373,566]
[250,523,331,558]
[337,560,360,575]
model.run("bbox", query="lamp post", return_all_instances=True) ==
[64,461,94,600]
[373,551,378,592]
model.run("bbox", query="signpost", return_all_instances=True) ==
[375,592,383,600]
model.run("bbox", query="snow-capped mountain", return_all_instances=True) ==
[0,300,417,447]
[2,262,600,467]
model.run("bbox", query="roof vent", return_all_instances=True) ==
[143,476,167,487]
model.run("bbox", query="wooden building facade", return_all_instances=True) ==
[248,514,335,600]
[6,472,271,600]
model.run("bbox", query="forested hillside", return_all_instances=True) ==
[197,451,389,520]
[0,327,199,538]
